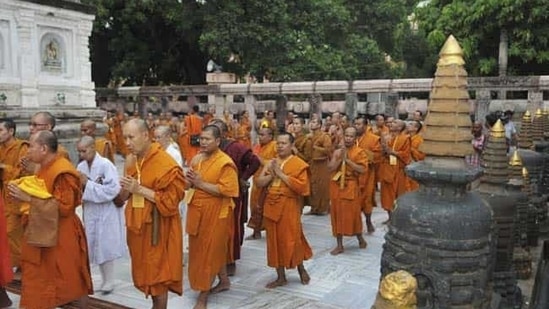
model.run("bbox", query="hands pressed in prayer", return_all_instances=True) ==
[7,183,31,203]
[120,176,139,194]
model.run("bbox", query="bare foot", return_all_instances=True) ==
[358,239,368,249]
[265,279,287,289]
[0,288,12,309]
[245,232,261,240]
[366,223,375,234]
[227,263,236,277]
[330,246,344,255]
[193,300,207,309]
[298,269,310,285]
[210,280,231,294]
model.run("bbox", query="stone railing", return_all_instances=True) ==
[96,76,549,131]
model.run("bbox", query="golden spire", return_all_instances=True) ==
[523,167,529,178]
[523,110,531,119]
[535,108,543,118]
[437,35,465,67]
[490,119,505,138]
[509,150,523,166]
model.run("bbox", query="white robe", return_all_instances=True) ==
[77,153,125,265]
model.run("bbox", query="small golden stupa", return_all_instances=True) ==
[420,35,472,159]
[532,109,545,142]
[518,111,533,149]
[508,150,524,180]
[481,119,509,184]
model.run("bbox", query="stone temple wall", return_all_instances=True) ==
[0,0,100,163]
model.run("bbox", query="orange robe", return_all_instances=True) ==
[57,144,70,161]
[406,134,425,192]
[309,131,332,214]
[125,143,185,296]
[0,194,13,287]
[236,118,252,149]
[202,113,213,127]
[357,132,382,215]
[263,156,313,268]
[294,134,312,163]
[248,141,277,230]
[187,149,239,291]
[113,115,129,156]
[330,146,368,236]
[104,119,117,154]
[95,137,115,163]
[184,114,203,163]
[0,139,28,268]
[378,132,411,212]
[20,157,92,309]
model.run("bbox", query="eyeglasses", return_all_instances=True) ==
[29,122,49,127]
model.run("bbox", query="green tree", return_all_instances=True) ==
[198,0,394,81]
[416,0,549,76]
[83,0,207,86]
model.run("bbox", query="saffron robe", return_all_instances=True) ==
[95,137,115,163]
[407,134,425,192]
[357,132,382,214]
[125,143,185,297]
[309,131,332,214]
[187,149,239,291]
[378,133,411,211]
[0,194,13,286]
[20,156,93,309]
[0,138,28,267]
[236,118,252,149]
[113,115,129,156]
[248,140,277,230]
[263,155,313,268]
[330,146,369,236]
[184,113,203,163]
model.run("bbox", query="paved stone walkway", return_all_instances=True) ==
[7,206,388,309]
[7,155,388,308]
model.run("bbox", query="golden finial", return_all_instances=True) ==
[535,108,543,118]
[437,35,465,67]
[490,119,505,138]
[509,150,523,166]
[523,110,532,120]
[522,167,529,178]
[543,108,549,116]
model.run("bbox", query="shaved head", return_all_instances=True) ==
[125,118,149,133]
[154,125,171,138]
[77,135,95,148]
[34,112,56,128]
[33,130,58,153]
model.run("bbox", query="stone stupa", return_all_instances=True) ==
[381,35,495,309]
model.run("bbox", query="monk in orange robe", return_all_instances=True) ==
[113,112,129,156]
[185,125,239,309]
[0,193,13,308]
[23,111,70,173]
[247,127,277,239]
[80,119,115,162]
[292,117,312,163]
[307,118,332,215]
[119,119,185,309]
[0,118,29,269]
[177,115,189,164]
[354,117,382,233]
[378,119,411,223]
[328,127,369,255]
[371,114,390,137]
[255,132,312,288]
[8,131,92,308]
[104,114,118,154]
[406,120,425,192]
[184,105,204,164]
[236,110,252,149]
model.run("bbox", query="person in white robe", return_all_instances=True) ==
[76,136,124,294]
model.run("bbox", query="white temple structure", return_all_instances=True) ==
[0,0,95,108]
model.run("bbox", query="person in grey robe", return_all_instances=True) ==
[76,136,124,294]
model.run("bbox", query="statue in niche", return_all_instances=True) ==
[42,37,62,72]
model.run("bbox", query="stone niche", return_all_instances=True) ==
[0,0,102,163]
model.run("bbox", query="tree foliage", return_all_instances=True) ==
[84,0,426,85]
[416,0,549,76]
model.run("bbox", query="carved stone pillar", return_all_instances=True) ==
[475,89,491,124]
[345,93,358,120]
[275,95,287,132]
